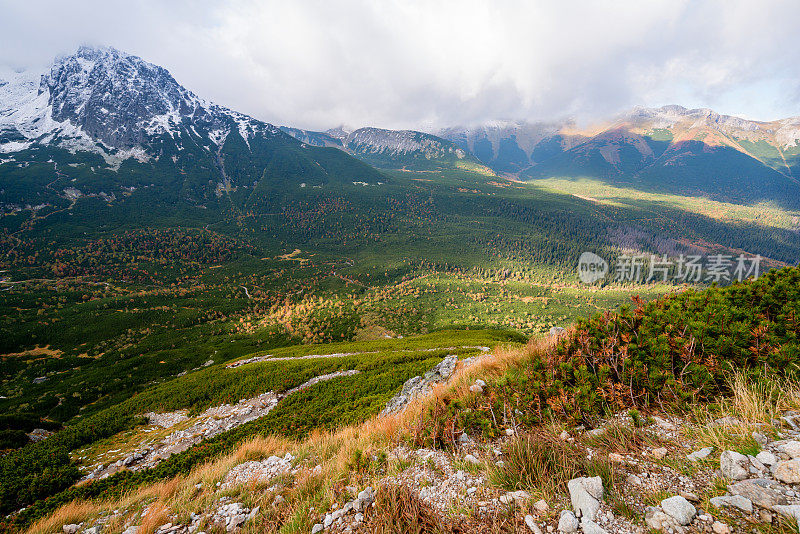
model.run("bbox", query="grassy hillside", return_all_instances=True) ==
[3,164,797,428]
[3,143,800,531]
[0,329,522,527]
[423,266,800,444]
[13,266,800,534]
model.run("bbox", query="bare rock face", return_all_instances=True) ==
[580,520,607,534]
[727,480,788,510]
[345,127,469,161]
[710,495,753,513]
[779,441,800,459]
[524,514,542,534]
[557,510,579,533]
[686,447,713,461]
[26,428,54,442]
[144,410,188,428]
[220,453,294,490]
[756,451,778,466]
[644,506,671,530]
[44,46,212,148]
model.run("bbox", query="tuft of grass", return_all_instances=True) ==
[425,457,445,477]
[453,457,484,476]
[725,371,800,425]
[139,501,171,534]
[388,458,412,476]
[628,409,644,428]
[685,419,762,459]
[489,430,585,497]
[582,423,663,453]
[584,456,614,489]
[365,483,456,534]
[644,490,672,507]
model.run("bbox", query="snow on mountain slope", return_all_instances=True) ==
[0,67,81,152]
[0,46,281,161]
[345,127,467,159]
[624,105,798,141]
[280,125,485,170]
[0,46,386,210]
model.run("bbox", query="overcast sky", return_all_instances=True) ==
[1,0,798,131]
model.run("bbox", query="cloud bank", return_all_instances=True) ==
[1,0,798,130]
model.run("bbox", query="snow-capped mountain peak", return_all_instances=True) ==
[0,45,279,159]
[41,45,208,148]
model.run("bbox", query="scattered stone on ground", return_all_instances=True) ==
[80,370,360,481]
[220,453,295,490]
[59,356,800,534]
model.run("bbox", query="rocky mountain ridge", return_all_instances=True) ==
[4,46,800,206]
[437,105,800,175]
[282,105,800,206]
[280,125,482,170]
[0,46,282,159]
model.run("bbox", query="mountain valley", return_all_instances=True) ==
[1,45,799,534]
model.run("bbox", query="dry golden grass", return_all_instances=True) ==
[34,332,800,534]
[723,370,800,425]
[365,483,456,534]
[26,501,103,534]
[490,430,585,496]
[25,339,558,534]
[696,369,800,428]
[687,370,800,456]
[582,423,664,453]
[138,501,170,534]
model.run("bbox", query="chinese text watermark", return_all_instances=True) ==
[578,253,761,284]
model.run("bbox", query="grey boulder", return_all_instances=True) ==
[567,476,603,520]
[661,495,696,526]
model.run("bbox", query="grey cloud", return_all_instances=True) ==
[0,0,797,130]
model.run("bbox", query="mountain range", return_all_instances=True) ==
[0,46,383,214]
[3,46,800,210]
[279,125,488,172]
[286,108,800,207]
[5,45,800,534]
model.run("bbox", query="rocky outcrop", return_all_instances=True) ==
[144,411,189,428]
[381,355,458,415]
[80,371,360,481]
[220,453,295,490]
